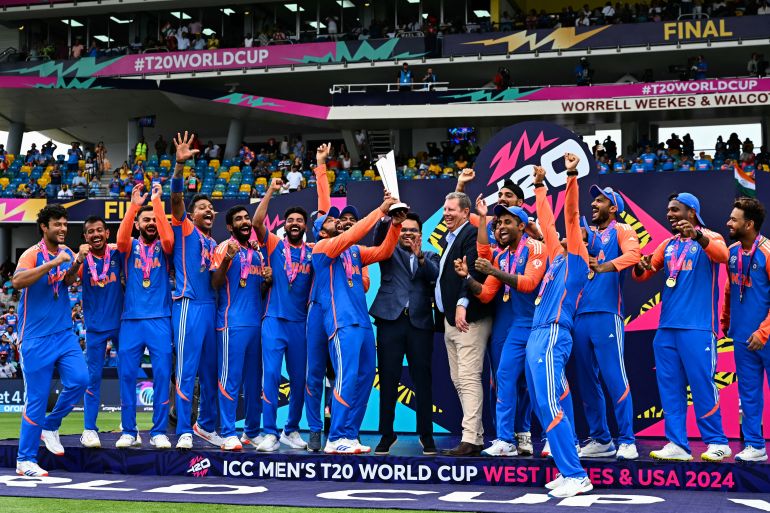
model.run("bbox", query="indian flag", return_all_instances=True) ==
[734,163,756,197]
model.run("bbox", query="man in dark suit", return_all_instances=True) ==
[370,213,440,456]
[436,192,492,456]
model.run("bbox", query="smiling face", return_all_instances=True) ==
[498,188,522,207]
[190,198,215,233]
[285,213,306,244]
[339,213,357,232]
[136,209,158,242]
[591,194,615,225]
[84,220,109,253]
[443,198,469,231]
[496,213,524,248]
[41,216,68,247]
[227,209,252,243]
[321,216,339,238]
[666,199,695,232]
[399,219,420,250]
[727,207,750,241]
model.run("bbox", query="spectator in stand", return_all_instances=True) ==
[56,184,73,200]
[88,176,101,196]
[244,33,254,47]
[0,351,16,378]
[756,145,769,169]
[422,67,437,84]
[105,347,118,368]
[71,38,85,58]
[677,158,693,172]
[25,144,39,164]
[760,1,770,14]
[682,134,695,158]
[192,34,206,51]
[575,57,592,85]
[666,133,682,155]
[748,53,761,77]
[341,152,352,170]
[2,326,18,352]
[493,67,511,91]
[721,158,735,172]
[0,333,12,359]
[72,170,88,189]
[130,37,143,53]
[727,133,742,158]
[207,32,220,50]
[239,143,255,167]
[326,16,339,40]
[204,141,220,162]
[280,136,290,157]
[84,157,96,180]
[109,175,121,198]
[186,171,199,193]
[660,156,675,172]
[575,12,590,26]
[50,164,62,186]
[695,152,713,171]
[41,140,57,160]
[88,39,100,57]
[162,21,177,50]
[603,135,617,163]
[286,167,303,192]
[640,145,658,172]
[597,155,610,173]
[613,155,627,172]
[177,30,191,51]
[188,19,202,37]
[134,137,148,162]
[398,62,413,90]
[692,55,708,80]
[601,1,616,21]
[155,135,168,158]
[95,141,107,177]
[742,138,755,161]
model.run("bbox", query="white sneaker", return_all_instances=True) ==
[221,435,243,451]
[516,432,533,456]
[701,444,732,462]
[545,473,565,490]
[540,440,551,458]
[352,439,371,454]
[257,434,280,452]
[116,434,142,449]
[193,423,224,447]
[40,430,64,456]
[481,439,517,457]
[735,446,768,463]
[80,430,101,449]
[579,439,616,458]
[650,442,693,461]
[176,433,193,449]
[240,433,265,448]
[548,476,593,498]
[16,461,48,477]
[150,434,171,449]
[280,430,308,449]
[616,443,639,460]
[325,438,365,455]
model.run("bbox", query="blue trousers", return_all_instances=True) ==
[17,329,88,462]
[489,329,532,436]
[329,325,376,441]
[261,317,307,436]
[118,318,172,437]
[573,312,635,445]
[218,326,262,438]
[495,330,531,444]
[734,340,770,449]
[527,324,585,479]
[653,328,727,451]
[83,329,119,431]
[172,299,218,435]
[305,302,329,433]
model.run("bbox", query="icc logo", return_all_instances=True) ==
[187,456,211,477]
[136,381,154,406]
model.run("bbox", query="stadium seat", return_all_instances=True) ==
[218,171,231,182]
[255,177,268,187]
[229,166,240,174]
[0,177,8,189]
[160,159,171,169]
[363,169,375,180]
[239,184,252,193]
[209,159,220,170]
[271,171,283,179]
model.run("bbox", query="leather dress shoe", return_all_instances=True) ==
[442,441,483,456]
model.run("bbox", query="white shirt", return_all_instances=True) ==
[58,188,73,199]
[327,19,338,34]
[244,37,254,47]
[280,140,290,155]
[0,362,14,378]
[286,170,303,190]
[207,145,220,158]
[434,221,468,313]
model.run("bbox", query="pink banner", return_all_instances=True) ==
[93,44,336,77]
[525,77,770,101]
[213,93,330,120]
[0,76,56,88]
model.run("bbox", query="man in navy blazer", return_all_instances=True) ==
[370,212,440,455]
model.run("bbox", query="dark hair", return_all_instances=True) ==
[284,206,308,223]
[137,205,154,218]
[83,215,107,230]
[405,212,422,231]
[36,204,68,235]
[501,179,524,200]
[225,205,249,226]
[187,194,212,212]
[734,197,766,230]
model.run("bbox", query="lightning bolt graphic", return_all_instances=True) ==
[487,131,558,186]
[0,199,46,222]
[464,26,610,53]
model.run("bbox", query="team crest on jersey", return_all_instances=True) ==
[665,246,674,256]
[518,257,525,265]
[730,255,737,264]
[533,259,543,268]
[690,245,697,254]
[602,233,610,244]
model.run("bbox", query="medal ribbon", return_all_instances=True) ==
[231,237,254,285]
[138,238,159,283]
[38,238,65,298]
[535,254,562,305]
[589,220,616,253]
[195,226,215,271]
[737,235,762,302]
[667,236,694,283]
[503,234,528,297]
[283,240,307,285]
[341,249,354,284]
[86,248,111,285]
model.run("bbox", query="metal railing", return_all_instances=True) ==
[330,82,450,94]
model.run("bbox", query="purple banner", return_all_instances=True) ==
[443,16,769,57]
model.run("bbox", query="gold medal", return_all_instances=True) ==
[665,276,676,288]
[348,279,354,287]
[534,296,542,306]
[503,292,510,302]
[98,281,105,288]
[587,270,595,280]
[239,278,247,287]
[142,279,151,288]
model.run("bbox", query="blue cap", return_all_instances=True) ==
[674,192,706,227]
[312,206,340,239]
[590,185,625,214]
[339,205,360,221]
[493,204,529,224]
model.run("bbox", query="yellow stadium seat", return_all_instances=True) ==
[211,190,223,198]
[271,171,283,179]
[301,178,307,188]
[218,171,230,181]
[239,184,252,193]
[0,177,9,188]
[443,167,454,174]
[6,155,14,165]
[373,175,382,181]
[209,159,220,169]
[408,158,416,168]
[45,165,53,173]
[229,166,240,174]
[160,159,171,168]
[21,165,31,174]
[255,177,267,187]
[363,170,375,180]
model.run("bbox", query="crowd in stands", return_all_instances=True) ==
[594,132,769,174]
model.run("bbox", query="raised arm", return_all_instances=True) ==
[152,183,174,255]
[210,240,238,290]
[171,131,199,222]
[601,224,641,272]
[253,178,281,242]
[360,216,403,266]
[117,184,145,253]
[563,155,588,265]
[11,247,71,290]
[533,167,561,262]
[315,142,331,214]
[372,216,391,246]
[474,194,490,247]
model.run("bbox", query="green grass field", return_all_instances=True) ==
[0,411,153,440]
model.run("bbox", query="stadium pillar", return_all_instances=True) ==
[7,121,24,156]
[0,226,10,267]
[621,121,638,155]
[127,118,143,163]
[490,0,501,27]
[477,126,496,149]
[762,115,769,149]
[341,130,361,165]
[224,119,244,160]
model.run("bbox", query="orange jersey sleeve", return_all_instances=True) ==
[313,208,382,259]
[535,185,562,263]
[702,229,729,264]
[117,203,140,254]
[476,272,502,303]
[15,246,39,272]
[315,164,331,214]
[171,212,194,237]
[469,213,480,228]
[210,241,228,270]
[477,242,493,261]
[564,175,587,264]
[362,266,370,292]
[360,222,401,266]
[154,200,174,255]
[632,237,670,282]
[609,224,641,271]
[265,232,280,256]
[517,239,547,293]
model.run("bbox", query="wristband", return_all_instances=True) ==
[566,170,579,176]
[171,177,184,193]
[694,229,703,241]
[534,183,545,189]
